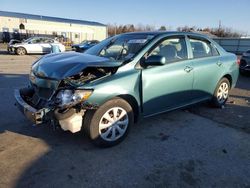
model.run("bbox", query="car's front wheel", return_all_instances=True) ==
[84,98,134,147]
[211,78,230,107]
[16,47,27,55]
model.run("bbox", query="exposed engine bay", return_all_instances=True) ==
[62,67,116,87]
[16,66,118,133]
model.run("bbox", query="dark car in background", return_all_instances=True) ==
[72,40,99,52]
[240,50,250,75]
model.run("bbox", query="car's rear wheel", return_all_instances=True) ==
[211,78,230,107]
[16,47,27,55]
[84,98,134,147]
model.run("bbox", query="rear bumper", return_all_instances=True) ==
[14,89,48,124]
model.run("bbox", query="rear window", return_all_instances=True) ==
[189,38,220,58]
[189,38,212,58]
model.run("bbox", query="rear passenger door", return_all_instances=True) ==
[40,38,53,53]
[187,36,223,100]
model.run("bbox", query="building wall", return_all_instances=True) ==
[0,16,107,44]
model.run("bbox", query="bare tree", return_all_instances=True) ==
[159,26,167,31]
[108,24,243,38]
[108,23,156,36]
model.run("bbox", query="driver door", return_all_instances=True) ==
[142,36,194,116]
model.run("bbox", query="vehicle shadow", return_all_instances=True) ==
[0,73,249,188]
[0,49,9,55]
[189,74,250,133]
[0,49,52,56]
[235,74,250,90]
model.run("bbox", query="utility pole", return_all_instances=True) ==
[219,20,222,30]
[114,23,117,35]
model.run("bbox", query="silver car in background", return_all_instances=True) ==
[9,37,65,55]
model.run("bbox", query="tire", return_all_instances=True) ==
[54,108,76,120]
[84,97,134,147]
[211,78,230,108]
[16,47,27,55]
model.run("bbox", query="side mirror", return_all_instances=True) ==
[144,55,166,66]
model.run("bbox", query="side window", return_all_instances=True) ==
[43,38,54,43]
[148,37,188,63]
[189,38,214,58]
[211,43,220,56]
[31,38,41,44]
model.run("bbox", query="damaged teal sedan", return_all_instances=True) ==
[14,32,239,147]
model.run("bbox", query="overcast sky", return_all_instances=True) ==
[1,0,249,34]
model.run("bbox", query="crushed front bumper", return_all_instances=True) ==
[14,89,85,133]
[7,46,15,53]
[14,89,48,124]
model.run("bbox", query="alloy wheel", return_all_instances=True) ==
[17,48,26,55]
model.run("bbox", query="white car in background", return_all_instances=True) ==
[9,37,65,55]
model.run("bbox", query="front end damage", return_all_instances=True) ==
[14,87,89,133]
[14,53,121,133]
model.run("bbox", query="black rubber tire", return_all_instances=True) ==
[16,47,27,55]
[211,78,230,108]
[54,108,76,120]
[84,97,134,147]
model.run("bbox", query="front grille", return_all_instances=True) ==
[29,75,60,100]
[33,85,55,99]
[30,93,49,109]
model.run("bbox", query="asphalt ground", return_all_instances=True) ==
[0,50,250,188]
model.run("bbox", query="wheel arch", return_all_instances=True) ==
[15,46,27,54]
[116,94,140,123]
[222,74,232,88]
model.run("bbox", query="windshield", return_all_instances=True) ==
[23,37,34,43]
[80,40,88,45]
[85,34,156,61]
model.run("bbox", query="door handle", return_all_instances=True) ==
[216,61,222,67]
[184,66,193,73]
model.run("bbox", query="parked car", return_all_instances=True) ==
[9,37,65,55]
[239,50,250,75]
[71,40,99,52]
[14,32,239,147]
[7,39,21,52]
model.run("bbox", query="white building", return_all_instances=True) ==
[0,11,107,44]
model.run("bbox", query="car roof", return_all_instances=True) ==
[121,31,211,39]
[28,36,53,40]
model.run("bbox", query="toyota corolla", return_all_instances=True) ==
[14,32,239,147]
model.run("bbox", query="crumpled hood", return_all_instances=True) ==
[32,52,123,80]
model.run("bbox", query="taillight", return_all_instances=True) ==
[236,57,241,66]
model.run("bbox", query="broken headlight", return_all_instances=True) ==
[56,89,93,108]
